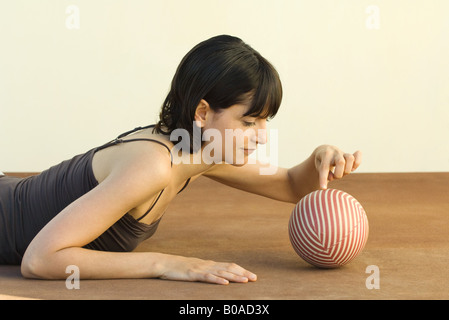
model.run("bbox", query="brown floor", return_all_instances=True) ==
[1,172,448,300]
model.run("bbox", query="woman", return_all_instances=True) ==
[0,35,361,285]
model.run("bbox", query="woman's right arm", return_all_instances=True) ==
[21,147,173,280]
[21,148,256,284]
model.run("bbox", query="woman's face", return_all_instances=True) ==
[200,103,267,166]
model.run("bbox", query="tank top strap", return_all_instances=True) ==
[136,177,191,222]
[116,124,156,139]
[95,125,173,166]
[95,125,189,223]
[136,189,165,222]
[178,177,191,194]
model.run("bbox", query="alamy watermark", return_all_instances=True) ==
[66,4,80,30]
[65,265,80,289]
[65,264,381,291]
[169,125,279,175]
[65,4,381,31]
[365,265,380,289]
[366,5,380,30]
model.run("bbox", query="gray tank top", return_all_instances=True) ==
[0,125,190,265]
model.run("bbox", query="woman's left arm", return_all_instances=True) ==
[203,145,362,204]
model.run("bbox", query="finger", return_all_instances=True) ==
[318,152,333,190]
[319,164,330,189]
[202,273,230,285]
[246,272,257,282]
[343,153,355,175]
[333,155,346,179]
[352,150,362,171]
[216,270,249,283]
[222,263,257,282]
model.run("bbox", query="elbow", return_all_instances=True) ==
[21,250,52,280]
[21,254,40,279]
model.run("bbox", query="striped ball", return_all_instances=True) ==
[288,189,369,268]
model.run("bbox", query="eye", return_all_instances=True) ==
[243,121,256,127]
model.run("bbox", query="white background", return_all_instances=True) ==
[1,0,448,172]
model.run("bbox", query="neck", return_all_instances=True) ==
[153,130,220,180]
[172,148,219,179]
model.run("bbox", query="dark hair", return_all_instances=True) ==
[154,35,282,152]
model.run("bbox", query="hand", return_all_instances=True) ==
[313,145,362,189]
[159,255,257,285]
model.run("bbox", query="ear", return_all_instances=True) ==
[194,99,211,128]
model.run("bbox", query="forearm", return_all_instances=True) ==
[21,247,257,285]
[22,247,167,280]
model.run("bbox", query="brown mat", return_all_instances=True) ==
[1,172,448,300]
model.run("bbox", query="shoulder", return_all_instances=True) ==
[120,141,171,180]
[101,141,173,201]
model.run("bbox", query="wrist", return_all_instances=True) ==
[287,154,320,203]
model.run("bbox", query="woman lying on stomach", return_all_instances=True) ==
[0,35,361,284]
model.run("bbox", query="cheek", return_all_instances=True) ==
[221,134,246,163]
[234,130,251,146]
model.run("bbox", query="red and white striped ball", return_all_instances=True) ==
[288,189,369,268]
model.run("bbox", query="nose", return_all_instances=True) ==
[251,119,268,145]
